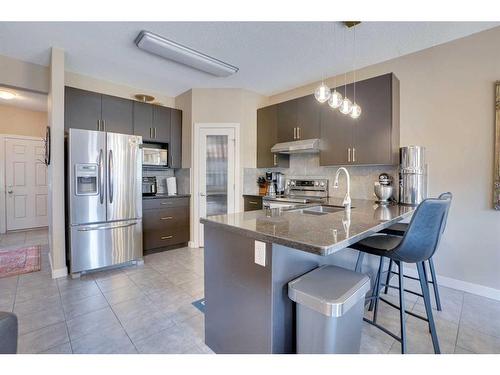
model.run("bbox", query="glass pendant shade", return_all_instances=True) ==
[314,82,331,103]
[350,102,361,119]
[339,97,353,115]
[328,90,343,109]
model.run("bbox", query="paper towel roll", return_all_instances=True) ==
[167,177,177,196]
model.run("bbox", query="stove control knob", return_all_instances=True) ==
[291,181,296,186]
[320,182,325,187]
[314,181,319,186]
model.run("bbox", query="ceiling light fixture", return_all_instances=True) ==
[135,30,239,77]
[314,24,331,104]
[134,94,155,102]
[0,90,17,100]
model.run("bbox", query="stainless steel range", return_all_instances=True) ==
[262,178,329,209]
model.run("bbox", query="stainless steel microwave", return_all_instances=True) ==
[142,147,168,167]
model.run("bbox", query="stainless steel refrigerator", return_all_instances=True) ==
[66,128,143,275]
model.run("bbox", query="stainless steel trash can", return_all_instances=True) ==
[288,265,370,354]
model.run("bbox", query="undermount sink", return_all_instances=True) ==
[291,205,350,215]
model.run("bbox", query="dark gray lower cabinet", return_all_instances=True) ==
[243,196,263,211]
[142,197,190,252]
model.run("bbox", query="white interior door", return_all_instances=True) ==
[198,127,236,247]
[5,138,48,231]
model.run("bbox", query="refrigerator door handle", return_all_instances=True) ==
[99,149,104,204]
[77,221,138,232]
[108,149,114,204]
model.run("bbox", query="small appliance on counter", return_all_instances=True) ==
[166,176,177,196]
[399,146,428,205]
[257,176,267,195]
[266,171,285,196]
[374,173,394,204]
[142,176,157,196]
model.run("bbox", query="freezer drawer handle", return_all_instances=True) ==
[108,149,114,204]
[160,202,172,205]
[77,221,138,231]
[161,235,174,240]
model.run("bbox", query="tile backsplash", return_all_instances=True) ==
[143,168,190,195]
[244,153,398,200]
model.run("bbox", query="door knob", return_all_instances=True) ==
[7,186,13,194]
[199,193,206,197]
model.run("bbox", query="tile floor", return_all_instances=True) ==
[1,228,500,354]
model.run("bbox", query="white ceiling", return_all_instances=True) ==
[0,22,498,97]
[0,86,47,112]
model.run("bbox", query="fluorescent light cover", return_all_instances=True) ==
[135,30,239,77]
[0,90,16,100]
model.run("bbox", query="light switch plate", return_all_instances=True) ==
[254,241,266,267]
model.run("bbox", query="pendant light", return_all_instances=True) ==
[315,23,331,103]
[314,81,331,103]
[328,23,343,109]
[350,25,361,119]
[339,25,352,115]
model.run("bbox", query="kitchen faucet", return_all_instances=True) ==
[333,167,351,211]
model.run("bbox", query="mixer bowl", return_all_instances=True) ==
[374,184,393,202]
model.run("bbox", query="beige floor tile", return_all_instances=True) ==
[18,322,69,354]
[456,325,500,354]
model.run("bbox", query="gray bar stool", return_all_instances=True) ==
[380,192,452,312]
[350,195,452,354]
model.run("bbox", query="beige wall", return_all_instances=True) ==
[66,71,175,107]
[0,104,47,138]
[175,88,268,245]
[0,54,49,94]
[268,26,500,292]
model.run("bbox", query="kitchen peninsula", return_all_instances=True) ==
[201,199,414,354]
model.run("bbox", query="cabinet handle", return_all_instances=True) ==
[149,127,152,139]
[160,202,172,205]
[273,154,277,166]
[293,127,297,140]
[248,201,259,205]
[352,148,356,162]
[297,127,301,139]
[348,148,351,162]
[154,127,157,139]
[161,235,173,240]
[160,216,173,220]
[97,120,101,131]
[102,120,106,131]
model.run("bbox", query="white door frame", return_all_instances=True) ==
[191,123,240,248]
[0,134,45,234]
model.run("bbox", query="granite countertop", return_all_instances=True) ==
[201,198,415,256]
[142,194,191,199]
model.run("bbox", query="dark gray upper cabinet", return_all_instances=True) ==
[170,109,182,169]
[133,101,154,142]
[257,105,289,168]
[65,87,133,134]
[133,102,171,143]
[296,95,320,140]
[320,73,400,166]
[101,94,133,134]
[153,105,171,144]
[65,87,102,131]
[277,99,298,143]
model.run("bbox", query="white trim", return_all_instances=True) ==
[405,267,500,302]
[0,134,45,234]
[48,250,68,279]
[188,241,196,249]
[192,123,241,248]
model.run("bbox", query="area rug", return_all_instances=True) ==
[0,245,41,278]
[192,298,206,313]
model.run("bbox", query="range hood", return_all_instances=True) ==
[271,139,320,154]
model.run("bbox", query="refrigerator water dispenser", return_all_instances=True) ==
[75,164,98,195]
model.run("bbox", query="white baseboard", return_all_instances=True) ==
[48,253,68,279]
[405,267,500,302]
[188,241,196,249]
